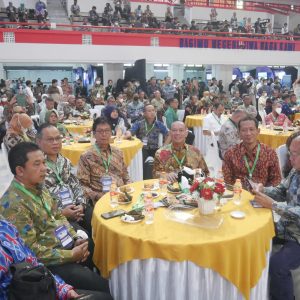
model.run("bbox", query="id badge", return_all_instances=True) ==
[58,186,73,207]
[100,175,112,193]
[142,137,148,146]
[54,225,74,249]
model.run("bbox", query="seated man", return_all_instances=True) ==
[71,0,80,17]
[39,95,55,124]
[74,97,91,115]
[127,94,144,124]
[218,109,247,159]
[254,133,300,300]
[223,116,281,187]
[36,124,92,235]
[0,216,111,300]
[153,121,208,182]
[77,117,130,204]
[151,90,165,121]
[265,101,292,126]
[183,95,200,122]
[6,2,17,22]
[164,98,179,129]
[238,94,257,118]
[0,142,111,295]
[125,104,170,179]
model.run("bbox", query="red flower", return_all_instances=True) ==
[190,181,200,192]
[214,183,225,195]
[159,150,172,163]
[200,188,213,200]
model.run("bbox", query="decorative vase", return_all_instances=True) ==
[197,197,216,215]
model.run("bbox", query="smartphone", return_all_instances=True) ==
[250,200,263,208]
[101,209,126,220]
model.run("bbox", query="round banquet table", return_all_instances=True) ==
[92,180,275,300]
[185,114,294,151]
[64,120,93,135]
[258,128,293,149]
[61,138,143,182]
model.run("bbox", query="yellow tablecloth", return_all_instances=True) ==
[61,138,143,166]
[64,120,93,135]
[258,128,293,149]
[92,180,274,300]
[185,114,205,127]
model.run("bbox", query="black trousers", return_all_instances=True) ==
[76,289,113,300]
[142,148,157,180]
[48,263,111,296]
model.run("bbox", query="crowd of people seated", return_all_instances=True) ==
[3,0,48,24]
[0,72,300,298]
[3,0,299,41]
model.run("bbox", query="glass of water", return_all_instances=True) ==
[110,182,119,209]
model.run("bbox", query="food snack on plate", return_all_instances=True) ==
[119,186,132,193]
[144,183,154,190]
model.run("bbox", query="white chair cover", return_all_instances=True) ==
[276,144,288,178]
[94,105,105,116]
[204,131,222,177]
[177,109,185,122]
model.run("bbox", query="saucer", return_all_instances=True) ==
[230,211,245,219]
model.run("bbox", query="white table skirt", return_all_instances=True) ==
[127,148,143,182]
[109,248,270,300]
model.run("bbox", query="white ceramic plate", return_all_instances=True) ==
[230,210,246,219]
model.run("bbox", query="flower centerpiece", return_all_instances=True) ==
[190,177,225,215]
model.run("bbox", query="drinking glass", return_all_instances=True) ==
[159,172,168,196]
[115,126,122,144]
[110,182,119,209]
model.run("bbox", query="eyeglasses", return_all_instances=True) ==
[288,151,300,158]
[171,129,186,133]
[95,129,111,135]
[45,136,62,143]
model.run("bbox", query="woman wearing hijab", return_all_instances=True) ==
[104,105,128,135]
[44,109,69,137]
[4,113,35,151]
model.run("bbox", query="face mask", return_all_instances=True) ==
[275,108,282,114]
[96,81,100,85]
[135,82,140,87]
[1,97,7,102]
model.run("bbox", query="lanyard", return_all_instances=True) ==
[94,144,112,173]
[46,159,63,185]
[243,143,261,179]
[229,118,237,128]
[145,121,155,136]
[169,144,188,169]
[212,112,222,125]
[13,181,55,222]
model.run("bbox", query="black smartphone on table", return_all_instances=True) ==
[101,209,126,220]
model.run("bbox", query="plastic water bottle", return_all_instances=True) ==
[283,119,288,133]
[144,192,154,224]
[269,120,274,131]
[233,179,242,206]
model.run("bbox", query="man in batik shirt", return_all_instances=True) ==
[153,121,208,182]
[254,134,300,300]
[0,142,111,295]
[36,124,92,235]
[237,94,257,118]
[218,109,247,159]
[223,116,281,187]
[125,104,170,179]
[77,117,130,204]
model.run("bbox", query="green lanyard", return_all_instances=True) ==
[212,112,221,125]
[243,143,261,179]
[94,144,112,173]
[13,180,55,222]
[46,159,63,186]
[145,121,155,136]
[169,144,188,169]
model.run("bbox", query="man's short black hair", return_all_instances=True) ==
[282,94,290,101]
[36,123,56,140]
[8,142,40,175]
[92,116,112,132]
[52,79,57,84]
[238,116,258,130]
[213,102,222,110]
[143,104,155,112]
[25,80,31,86]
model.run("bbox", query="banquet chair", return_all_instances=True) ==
[31,115,40,129]
[276,144,288,178]
[89,108,100,119]
[177,109,185,122]
[94,105,105,116]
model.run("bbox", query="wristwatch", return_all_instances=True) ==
[271,201,278,211]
